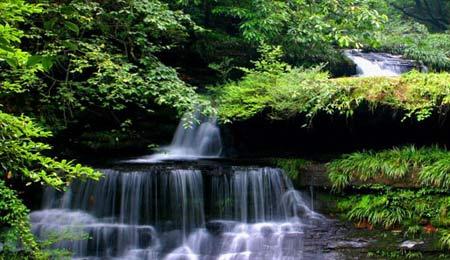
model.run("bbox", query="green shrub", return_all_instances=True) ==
[441,230,450,250]
[374,33,450,71]
[0,111,102,258]
[328,146,450,191]
[272,158,311,179]
[338,188,450,249]
[214,47,450,124]
[0,180,38,256]
[344,194,411,229]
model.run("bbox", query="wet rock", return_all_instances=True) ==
[260,225,274,237]
[297,164,331,188]
[399,240,424,250]
[158,229,184,253]
[328,239,371,249]
[205,220,236,234]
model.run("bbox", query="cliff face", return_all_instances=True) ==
[221,108,450,158]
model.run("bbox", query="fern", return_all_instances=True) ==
[440,230,450,250]
[329,145,450,190]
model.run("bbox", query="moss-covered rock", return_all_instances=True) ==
[215,69,450,124]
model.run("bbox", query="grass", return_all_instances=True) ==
[441,230,450,250]
[328,146,450,191]
[338,188,450,250]
[331,145,450,250]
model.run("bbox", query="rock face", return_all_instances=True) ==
[295,164,332,188]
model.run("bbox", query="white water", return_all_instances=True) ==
[128,113,222,163]
[30,109,329,259]
[31,166,325,259]
[344,50,415,77]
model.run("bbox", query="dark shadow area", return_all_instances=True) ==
[222,105,449,160]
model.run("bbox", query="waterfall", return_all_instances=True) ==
[209,167,320,222]
[129,113,222,163]
[30,165,325,259]
[344,49,419,77]
[32,168,204,258]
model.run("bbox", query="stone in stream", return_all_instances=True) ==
[399,240,425,250]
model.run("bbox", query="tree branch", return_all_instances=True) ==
[390,3,447,30]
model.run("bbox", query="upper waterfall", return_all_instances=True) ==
[128,112,222,162]
[344,49,420,77]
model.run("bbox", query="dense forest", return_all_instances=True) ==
[1,0,450,259]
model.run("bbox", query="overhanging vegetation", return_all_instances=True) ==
[215,58,450,124]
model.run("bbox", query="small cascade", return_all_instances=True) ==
[32,168,204,258]
[31,209,159,258]
[209,167,321,222]
[31,165,326,259]
[165,167,324,259]
[129,113,222,162]
[344,49,419,77]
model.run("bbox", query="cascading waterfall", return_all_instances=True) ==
[209,167,320,222]
[344,49,420,77]
[31,166,325,259]
[129,113,222,163]
[166,167,324,260]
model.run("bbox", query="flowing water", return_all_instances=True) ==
[128,113,222,163]
[31,165,329,259]
[27,50,438,258]
[30,110,336,259]
[344,49,421,77]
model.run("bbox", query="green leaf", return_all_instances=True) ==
[41,56,54,70]
[26,55,42,67]
[64,21,79,34]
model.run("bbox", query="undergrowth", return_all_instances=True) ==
[338,188,449,229]
[331,146,450,252]
[214,46,450,124]
[338,187,450,251]
[374,33,450,71]
[272,158,311,179]
[328,146,450,191]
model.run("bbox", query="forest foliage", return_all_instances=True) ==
[214,46,450,124]
[328,146,450,250]
[1,0,210,132]
[328,146,450,191]
[1,0,450,258]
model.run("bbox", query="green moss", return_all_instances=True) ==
[272,158,311,179]
[215,61,450,123]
